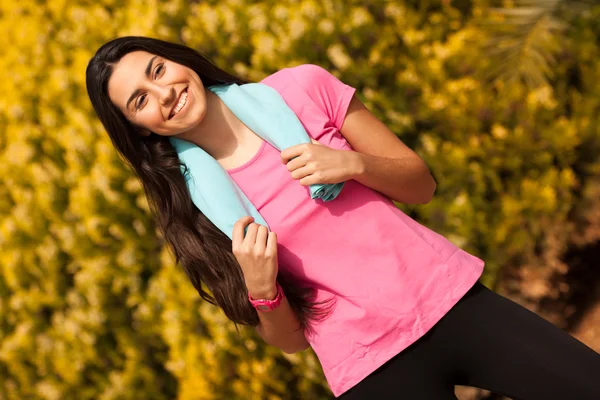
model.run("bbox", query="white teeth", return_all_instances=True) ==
[171,90,188,117]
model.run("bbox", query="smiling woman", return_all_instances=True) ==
[106,51,207,136]
[86,36,600,400]
[85,36,336,339]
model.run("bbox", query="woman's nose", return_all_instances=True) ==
[158,85,175,106]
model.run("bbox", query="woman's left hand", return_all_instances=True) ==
[280,139,362,186]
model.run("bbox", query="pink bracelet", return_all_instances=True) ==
[248,282,284,312]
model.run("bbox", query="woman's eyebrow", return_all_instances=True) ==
[125,55,159,111]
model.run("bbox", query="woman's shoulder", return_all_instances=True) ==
[261,64,356,130]
[260,63,340,90]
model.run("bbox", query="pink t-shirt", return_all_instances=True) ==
[228,64,485,397]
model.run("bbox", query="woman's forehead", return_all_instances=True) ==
[107,51,156,108]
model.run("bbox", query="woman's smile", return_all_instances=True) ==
[169,87,190,119]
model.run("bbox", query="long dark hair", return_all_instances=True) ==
[86,36,333,331]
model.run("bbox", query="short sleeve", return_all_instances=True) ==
[287,64,356,131]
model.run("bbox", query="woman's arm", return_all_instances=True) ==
[232,216,309,354]
[253,288,310,354]
[349,152,436,204]
[341,95,437,204]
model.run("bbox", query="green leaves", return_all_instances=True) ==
[476,0,594,89]
[477,0,565,88]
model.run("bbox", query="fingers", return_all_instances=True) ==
[244,221,259,245]
[232,216,271,251]
[266,231,278,258]
[285,154,307,172]
[231,217,278,296]
[281,143,311,164]
[255,225,269,249]
[232,216,253,250]
[290,164,312,181]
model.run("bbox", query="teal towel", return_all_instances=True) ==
[169,83,345,239]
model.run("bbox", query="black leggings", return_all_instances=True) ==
[339,281,600,400]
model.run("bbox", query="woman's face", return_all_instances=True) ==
[108,50,207,136]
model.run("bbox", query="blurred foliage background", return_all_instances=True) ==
[1,0,599,399]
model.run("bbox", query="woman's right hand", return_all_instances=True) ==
[232,216,279,300]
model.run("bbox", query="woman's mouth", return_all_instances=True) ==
[169,88,189,119]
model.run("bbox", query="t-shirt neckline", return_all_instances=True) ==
[226,140,268,174]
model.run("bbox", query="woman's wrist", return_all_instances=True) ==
[247,285,278,300]
[346,150,366,180]
[248,283,284,312]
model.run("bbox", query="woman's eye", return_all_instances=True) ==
[136,94,147,110]
[134,63,165,111]
[155,63,165,78]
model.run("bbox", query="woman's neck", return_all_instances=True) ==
[174,89,250,161]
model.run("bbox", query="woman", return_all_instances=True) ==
[86,36,600,399]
